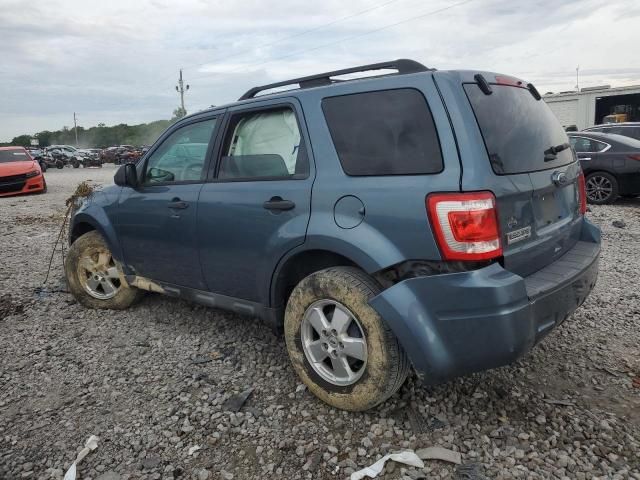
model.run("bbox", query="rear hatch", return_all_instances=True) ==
[461,75,583,277]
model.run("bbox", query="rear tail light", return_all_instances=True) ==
[426,192,502,261]
[577,172,587,215]
[627,155,640,162]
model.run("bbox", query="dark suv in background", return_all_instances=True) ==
[65,59,600,411]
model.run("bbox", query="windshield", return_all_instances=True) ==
[0,149,31,163]
[464,83,574,174]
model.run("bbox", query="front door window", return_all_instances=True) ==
[144,119,216,184]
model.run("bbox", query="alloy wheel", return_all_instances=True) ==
[76,249,122,300]
[300,299,368,386]
[586,175,613,203]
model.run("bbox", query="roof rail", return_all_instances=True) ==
[238,58,431,100]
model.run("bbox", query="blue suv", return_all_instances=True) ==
[66,59,600,411]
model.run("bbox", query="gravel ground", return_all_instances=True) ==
[1,165,639,480]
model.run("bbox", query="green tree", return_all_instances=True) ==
[3,119,173,148]
[10,135,32,147]
[172,107,187,121]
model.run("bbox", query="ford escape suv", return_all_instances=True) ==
[65,59,600,411]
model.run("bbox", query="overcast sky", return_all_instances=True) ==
[1,0,638,141]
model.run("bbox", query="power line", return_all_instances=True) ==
[190,0,477,81]
[180,0,405,73]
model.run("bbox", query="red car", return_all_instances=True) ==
[0,146,47,196]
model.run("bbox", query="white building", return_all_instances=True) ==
[543,84,640,130]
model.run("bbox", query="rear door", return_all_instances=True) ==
[196,99,313,304]
[456,76,583,277]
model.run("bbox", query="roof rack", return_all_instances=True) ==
[238,58,431,100]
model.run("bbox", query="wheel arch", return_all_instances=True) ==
[70,211,125,265]
[270,248,363,309]
[584,168,617,179]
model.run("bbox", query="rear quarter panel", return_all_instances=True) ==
[297,72,462,272]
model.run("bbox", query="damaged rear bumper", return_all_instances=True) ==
[369,219,600,383]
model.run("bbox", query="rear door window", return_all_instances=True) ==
[322,89,443,176]
[569,137,608,153]
[464,83,574,174]
[218,107,308,180]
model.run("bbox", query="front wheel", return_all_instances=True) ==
[284,267,409,411]
[65,231,143,309]
[586,172,618,205]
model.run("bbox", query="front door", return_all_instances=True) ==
[115,116,219,289]
[197,101,314,304]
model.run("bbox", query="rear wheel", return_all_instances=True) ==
[586,172,618,205]
[65,231,143,309]
[284,267,409,411]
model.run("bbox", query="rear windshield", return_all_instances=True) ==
[464,83,574,174]
[0,149,30,163]
[322,89,443,176]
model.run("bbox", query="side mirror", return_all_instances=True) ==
[114,163,138,187]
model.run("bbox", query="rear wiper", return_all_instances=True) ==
[544,142,571,161]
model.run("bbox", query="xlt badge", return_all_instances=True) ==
[506,226,532,245]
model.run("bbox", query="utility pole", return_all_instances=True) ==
[175,69,190,115]
[575,65,580,91]
[73,112,79,146]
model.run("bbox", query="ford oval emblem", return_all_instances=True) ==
[552,171,568,186]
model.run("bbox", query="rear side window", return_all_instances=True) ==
[569,137,608,153]
[465,83,574,174]
[322,89,443,176]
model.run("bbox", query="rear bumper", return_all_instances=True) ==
[369,218,600,383]
[0,174,45,197]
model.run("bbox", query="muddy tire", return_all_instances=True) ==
[65,231,143,310]
[284,267,409,411]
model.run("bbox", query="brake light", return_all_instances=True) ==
[577,172,587,215]
[628,155,640,162]
[426,192,502,261]
[494,75,525,87]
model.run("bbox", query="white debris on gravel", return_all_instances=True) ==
[1,165,639,479]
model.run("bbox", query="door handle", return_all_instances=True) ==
[168,199,189,209]
[263,197,295,211]
[580,157,592,161]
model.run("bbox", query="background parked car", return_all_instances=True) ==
[115,146,143,164]
[0,146,46,196]
[45,147,79,167]
[583,122,640,141]
[99,146,119,163]
[569,131,640,204]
